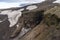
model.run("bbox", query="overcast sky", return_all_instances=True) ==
[0,0,46,9]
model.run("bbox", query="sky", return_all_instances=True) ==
[0,0,45,9]
[0,0,60,9]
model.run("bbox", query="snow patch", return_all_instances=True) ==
[13,27,31,40]
[18,27,31,38]
[53,0,60,3]
[0,21,2,23]
[8,11,22,27]
[26,5,37,10]
[0,9,24,27]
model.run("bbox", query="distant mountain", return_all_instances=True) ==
[20,3,31,7]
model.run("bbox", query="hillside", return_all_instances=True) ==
[0,0,60,40]
[19,6,60,40]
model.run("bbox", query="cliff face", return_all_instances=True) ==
[19,6,60,40]
[0,0,60,40]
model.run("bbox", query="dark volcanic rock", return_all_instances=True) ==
[22,10,44,28]
[0,15,10,40]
